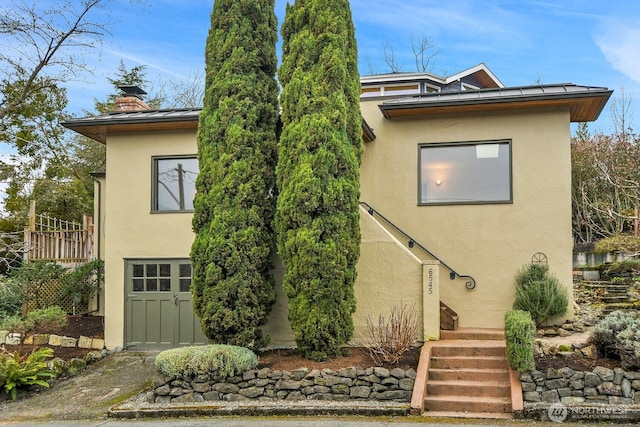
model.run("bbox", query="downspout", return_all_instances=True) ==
[85,174,103,316]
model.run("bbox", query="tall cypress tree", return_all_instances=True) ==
[191,0,279,349]
[277,0,363,361]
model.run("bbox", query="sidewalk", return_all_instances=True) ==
[109,399,411,419]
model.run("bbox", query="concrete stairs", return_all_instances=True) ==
[412,328,520,419]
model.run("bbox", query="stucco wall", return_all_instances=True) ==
[102,102,576,348]
[103,130,198,349]
[359,101,575,329]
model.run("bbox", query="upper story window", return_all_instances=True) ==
[361,83,421,98]
[419,140,512,205]
[152,155,198,212]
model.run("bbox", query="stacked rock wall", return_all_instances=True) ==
[522,366,640,405]
[150,366,416,403]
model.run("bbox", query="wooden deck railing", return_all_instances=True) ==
[23,203,94,264]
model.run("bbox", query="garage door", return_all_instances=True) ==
[125,259,207,350]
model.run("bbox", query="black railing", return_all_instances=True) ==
[360,201,476,290]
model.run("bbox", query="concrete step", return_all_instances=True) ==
[440,328,505,341]
[430,355,508,370]
[430,342,506,358]
[427,379,510,398]
[423,411,513,419]
[428,367,510,382]
[424,395,512,414]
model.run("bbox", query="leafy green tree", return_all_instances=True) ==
[277,0,363,360]
[190,0,279,349]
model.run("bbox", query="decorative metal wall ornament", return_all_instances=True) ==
[532,252,548,265]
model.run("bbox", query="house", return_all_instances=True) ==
[63,64,612,351]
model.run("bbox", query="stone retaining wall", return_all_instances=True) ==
[521,366,640,405]
[150,366,416,404]
[0,330,104,350]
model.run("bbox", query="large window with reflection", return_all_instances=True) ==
[152,155,198,212]
[419,140,512,205]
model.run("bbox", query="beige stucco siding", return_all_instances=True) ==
[101,102,576,349]
[359,101,574,328]
[103,130,197,349]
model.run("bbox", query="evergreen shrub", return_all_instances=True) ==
[190,0,279,349]
[504,309,535,372]
[155,345,258,378]
[276,0,362,361]
[512,263,568,326]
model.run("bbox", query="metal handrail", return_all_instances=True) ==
[360,201,476,290]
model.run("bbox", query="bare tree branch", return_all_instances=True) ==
[0,0,111,120]
[411,33,438,73]
[383,43,403,73]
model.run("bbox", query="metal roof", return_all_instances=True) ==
[378,83,613,122]
[63,108,200,126]
[63,82,612,144]
[62,108,201,143]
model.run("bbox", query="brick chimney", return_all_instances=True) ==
[114,85,150,111]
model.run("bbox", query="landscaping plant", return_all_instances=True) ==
[589,310,640,369]
[362,302,419,366]
[59,259,104,313]
[276,0,363,361]
[0,277,22,321]
[0,347,55,400]
[0,306,67,346]
[504,309,536,372]
[190,0,279,349]
[155,344,257,378]
[512,263,569,326]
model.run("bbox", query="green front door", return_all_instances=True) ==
[125,259,207,350]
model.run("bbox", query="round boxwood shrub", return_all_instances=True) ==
[155,345,258,378]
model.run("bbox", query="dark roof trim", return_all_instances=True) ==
[378,84,613,122]
[62,108,200,127]
[62,109,201,143]
[362,117,376,142]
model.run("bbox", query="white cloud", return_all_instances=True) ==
[595,19,640,85]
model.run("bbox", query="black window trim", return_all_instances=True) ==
[151,154,198,214]
[417,139,513,206]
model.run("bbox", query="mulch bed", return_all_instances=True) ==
[258,346,420,372]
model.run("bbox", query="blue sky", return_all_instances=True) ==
[65,0,640,134]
